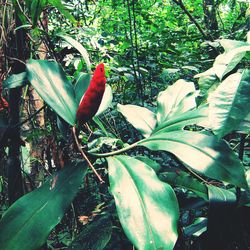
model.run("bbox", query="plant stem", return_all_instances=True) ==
[72,126,104,183]
[89,141,139,158]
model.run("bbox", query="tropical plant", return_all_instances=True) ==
[1,0,250,249]
[1,32,249,249]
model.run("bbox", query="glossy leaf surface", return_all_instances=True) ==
[208,70,250,137]
[236,112,250,133]
[108,156,179,250]
[26,59,77,126]
[195,68,219,100]
[2,72,28,89]
[0,161,87,250]
[160,171,209,201]
[139,130,248,188]
[207,185,236,204]
[156,79,197,124]
[153,105,208,134]
[213,45,250,80]
[117,104,157,137]
[95,84,113,116]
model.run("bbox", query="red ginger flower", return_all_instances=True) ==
[76,63,106,124]
[0,80,8,112]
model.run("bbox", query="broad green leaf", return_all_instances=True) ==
[139,130,248,189]
[207,185,236,204]
[134,156,161,173]
[156,79,198,124]
[26,59,77,126]
[58,35,91,72]
[48,0,76,24]
[219,39,249,52]
[208,70,250,137]
[30,0,47,26]
[68,216,112,250]
[2,72,28,89]
[194,68,220,100]
[213,45,250,80]
[117,104,157,138]
[107,156,179,250]
[0,161,87,250]
[57,115,70,139]
[75,73,91,104]
[236,112,250,133]
[95,84,113,116]
[159,171,209,201]
[153,105,208,134]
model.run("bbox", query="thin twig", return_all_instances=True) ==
[72,126,104,184]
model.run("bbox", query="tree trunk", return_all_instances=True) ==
[6,2,27,205]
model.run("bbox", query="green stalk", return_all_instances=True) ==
[89,141,140,158]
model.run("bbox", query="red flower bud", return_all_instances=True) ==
[0,96,8,112]
[0,81,8,112]
[76,63,106,124]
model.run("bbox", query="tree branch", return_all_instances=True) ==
[172,0,212,40]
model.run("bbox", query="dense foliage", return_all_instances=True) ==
[0,0,250,249]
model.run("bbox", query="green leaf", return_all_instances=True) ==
[183,218,207,237]
[92,117,111,137]
[207,185,236,204]
[68,216,112,250]
[95,84,113,116]
[208,70,250,138]
[236,112,250,134]
[213,45,250,80]
[57,115,70,139]
[134,156,161,173]
[14,24,32,31]
[26,59,77,126]
[117,104,157,138]
[194,68,220,100]
[75,73,91,104]
[139,130,248,189]
[24,0,32,11]
[30,0,47,27]
[159,171,209,201]
[157,79,198,124]
[107,156,179,250]
[2,72,28,89]
[48,0,76,24]
[0,161,87,250]
[219,39,249,52]
[12,0,27,24]
[58,35,91,72]
[153,105,208,134]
